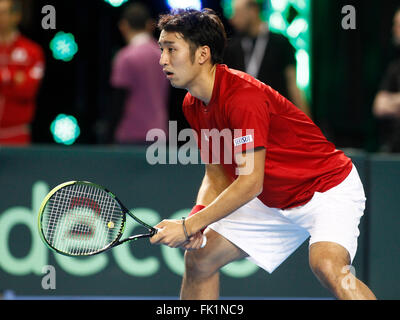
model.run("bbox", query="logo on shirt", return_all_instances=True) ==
[233,135,253,147]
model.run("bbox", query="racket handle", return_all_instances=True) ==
[201,234,207,248]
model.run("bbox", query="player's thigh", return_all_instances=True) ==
[184,228,248,275]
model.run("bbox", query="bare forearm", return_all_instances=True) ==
[374,91,400,117]
[150,150,266,249]
[389,92,400,105]
[195,168,232,206]
[186,175,261,236]
[189,150,265,235]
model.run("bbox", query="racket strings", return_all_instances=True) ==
[69,185,119,254]
[42,184,124,255]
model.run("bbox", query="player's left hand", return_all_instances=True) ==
[182,231,205,251]
[150,219,189,248]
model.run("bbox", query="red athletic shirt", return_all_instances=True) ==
[183,64,353,209]
[0,33,45,144]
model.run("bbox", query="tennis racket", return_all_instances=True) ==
[38,181,206,257]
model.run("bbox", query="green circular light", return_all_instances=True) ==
[49,32,78,62]
[104,0,128,7]
[50,114,80,145]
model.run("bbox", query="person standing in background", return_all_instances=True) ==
[0,0,45,145]
[387,7,400,62]
[108,2,169,145]
[372,8,400,152]
[224,0,311,118]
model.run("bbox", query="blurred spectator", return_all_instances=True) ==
[0,0,44,145]
[388,7,400,62]
[108,2,169,145]
[373,8,400,153]
[373,59,400,152]
[224,0,311,118]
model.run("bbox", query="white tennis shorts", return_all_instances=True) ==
[208,164,366,274]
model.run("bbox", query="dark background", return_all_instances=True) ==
[14,0,399,152]
[312,0,400,151]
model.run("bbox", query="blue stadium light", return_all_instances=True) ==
[166,0,202,10]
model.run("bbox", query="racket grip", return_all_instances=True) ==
[200,234,207,248]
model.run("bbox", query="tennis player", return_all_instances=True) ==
[150,8,376,300]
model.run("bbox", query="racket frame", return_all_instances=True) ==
[37,181,157,257]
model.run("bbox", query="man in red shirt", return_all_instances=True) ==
[0,0,45,145]
[150,9,376,300]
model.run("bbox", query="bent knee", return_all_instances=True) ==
[309,242,351,280]
[184,250,219,279]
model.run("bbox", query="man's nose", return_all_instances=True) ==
[159,51,168,66]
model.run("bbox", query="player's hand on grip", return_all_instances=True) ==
[150,219,188,248]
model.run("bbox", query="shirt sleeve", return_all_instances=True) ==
[226,90,270,155]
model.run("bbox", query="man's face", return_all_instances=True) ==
[158,30,200,89]
[0,0,19,34]
[230,0,254,35]
[393,10,400,45]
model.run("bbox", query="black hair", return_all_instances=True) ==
[121,2,151,30]
[157,8,227,65]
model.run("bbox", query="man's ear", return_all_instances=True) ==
[197,45,212,65]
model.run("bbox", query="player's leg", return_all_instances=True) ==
[309,241,376,300]
[181,195,313,300]
[284,165,377,299]
[180,228,248,300]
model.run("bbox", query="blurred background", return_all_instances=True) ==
[21,0,399,152]
[0,0,399,300]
